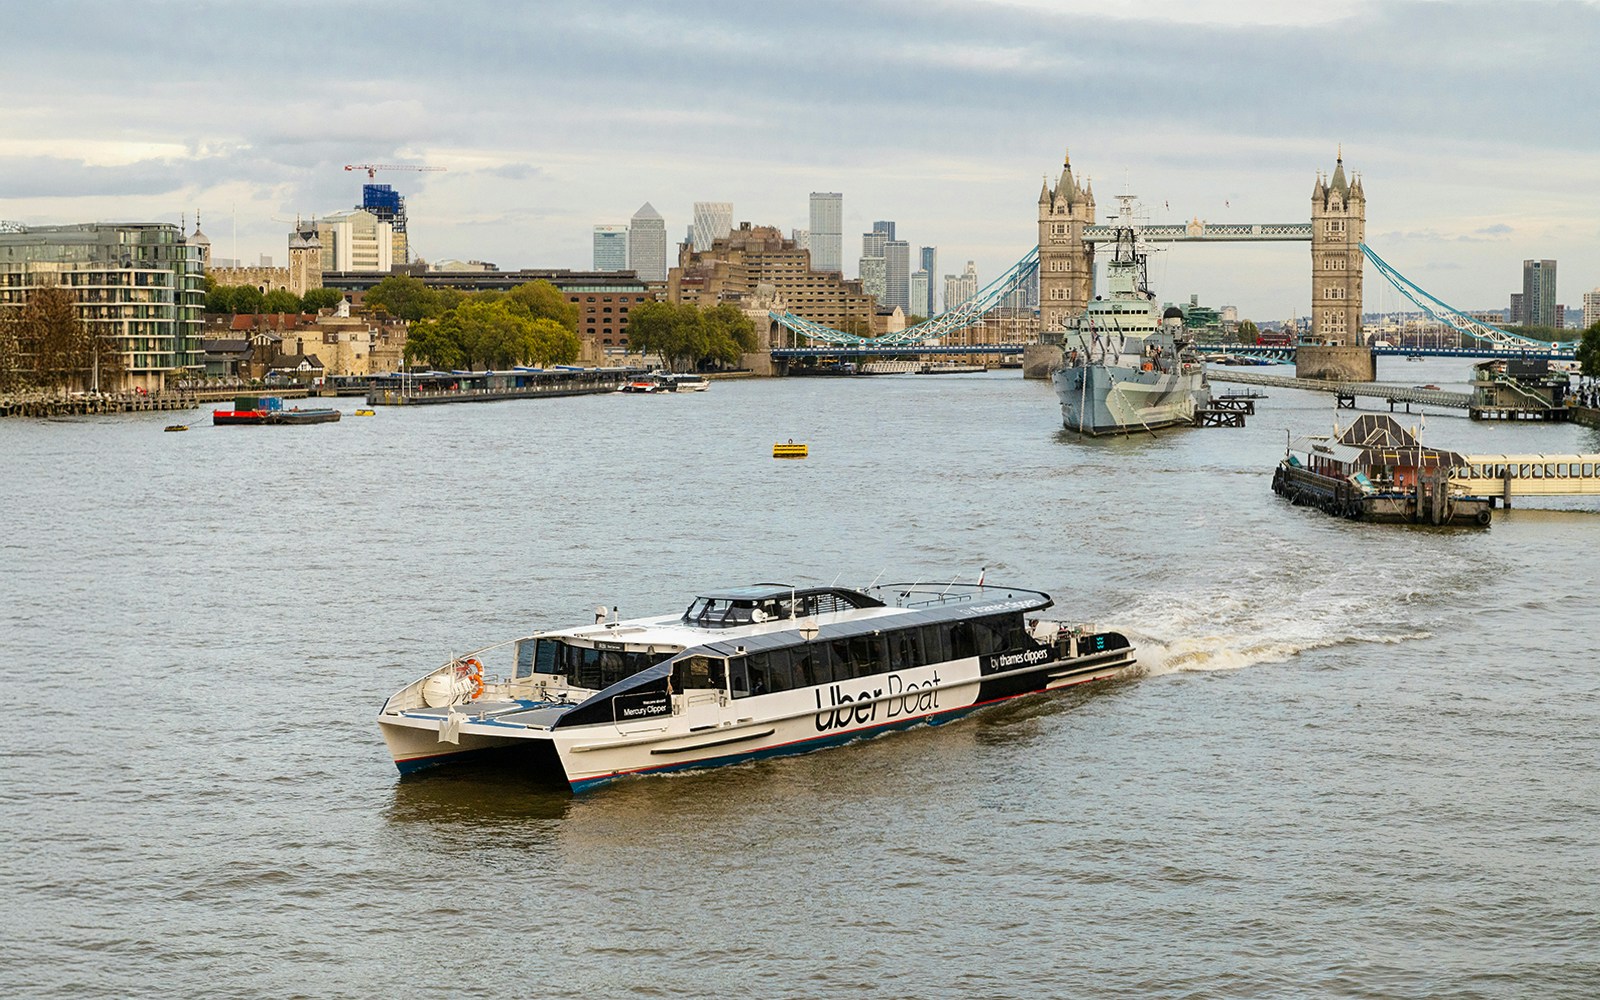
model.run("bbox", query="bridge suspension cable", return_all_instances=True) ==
[1359,243,1575,350]
[770,246,1040,347]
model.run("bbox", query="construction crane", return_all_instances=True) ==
[343,163,447,180]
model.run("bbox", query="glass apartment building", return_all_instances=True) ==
[0,222,205,390]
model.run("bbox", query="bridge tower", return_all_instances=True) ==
[1037,151,1096,335]
[1310,150,1365,344]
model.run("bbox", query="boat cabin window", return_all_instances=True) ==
[672,655,726,692]
[730,648,797,698]
[725,612,1044,699]
[530,638,674,690]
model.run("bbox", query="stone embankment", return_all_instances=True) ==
[0,390,199,418]
[1,384,312,418]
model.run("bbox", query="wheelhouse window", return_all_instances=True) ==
[683,597,784,628]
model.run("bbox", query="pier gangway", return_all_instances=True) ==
[1451,455,1600,506]
[1207,370,1472,409]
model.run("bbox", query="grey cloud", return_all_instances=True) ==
[481,163,543,181]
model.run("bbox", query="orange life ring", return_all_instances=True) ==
[456,657,485,699]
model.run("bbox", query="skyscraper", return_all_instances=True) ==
[862,229,888,260]
[628,203,667,282]
[872,220,896,242]
[919,246,937,315]
[859,228,888,304]
[909,271,930,320]
[944,260,979,310]
[1522,259,1558,328]
[692,202,733,252]
[884,239,910,313]
[859,256,886,302]
[809,193,842,272]
[593,224,628,271]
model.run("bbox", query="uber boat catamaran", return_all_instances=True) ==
[1051,193,1210,435]
[378,580,1135,791]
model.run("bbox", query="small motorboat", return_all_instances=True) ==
[164,424,188,432]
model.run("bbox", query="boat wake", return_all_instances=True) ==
[1106,566,1443,678]
[1128,626,1430,677]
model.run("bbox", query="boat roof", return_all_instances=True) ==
[1293,416,1468,468]
[695,583,876,604]
[537,583,1050,650]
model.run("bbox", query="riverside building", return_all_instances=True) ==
[0,222,205,391]
[667,223,876,338]
[320,268,652,362]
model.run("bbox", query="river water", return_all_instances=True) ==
[3,359,1598,998]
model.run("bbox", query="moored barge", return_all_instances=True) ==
[1272,414,1494,526]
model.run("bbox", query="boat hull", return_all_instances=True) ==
[380,642,1136,791]
[1052,363,1209,435]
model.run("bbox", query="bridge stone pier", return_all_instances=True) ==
[1296,344,1375,382]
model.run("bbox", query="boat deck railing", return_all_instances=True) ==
[876,581,1049,610]
[380,636,542,715]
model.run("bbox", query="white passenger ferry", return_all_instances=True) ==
[378,581,1136,791]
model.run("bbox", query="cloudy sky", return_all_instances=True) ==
[4,0,1598,319]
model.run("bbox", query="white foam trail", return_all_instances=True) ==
[1102,552,1443,677]
[1128,628,1431,677]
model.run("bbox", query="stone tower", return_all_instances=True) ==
[1310,150,1365,344]
[189,213,211,271]
[1037,151,1096,335]
[287,220,323,298]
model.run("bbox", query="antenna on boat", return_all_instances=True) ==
[866,568,886,591]
[939,574,959,596]
[830,572,842,587]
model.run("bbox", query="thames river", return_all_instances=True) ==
[3,360,1598,998]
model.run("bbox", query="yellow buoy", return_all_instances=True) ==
[354,409,376,416]
[773,441,808,459]
[163,424,188,432]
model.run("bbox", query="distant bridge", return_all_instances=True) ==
[772,344,1026,360]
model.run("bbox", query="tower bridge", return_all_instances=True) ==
[768,149,1575,361]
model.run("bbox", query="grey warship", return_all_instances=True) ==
[1051,194,1210,435]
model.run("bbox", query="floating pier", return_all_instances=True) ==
[1192,392,1256,427]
